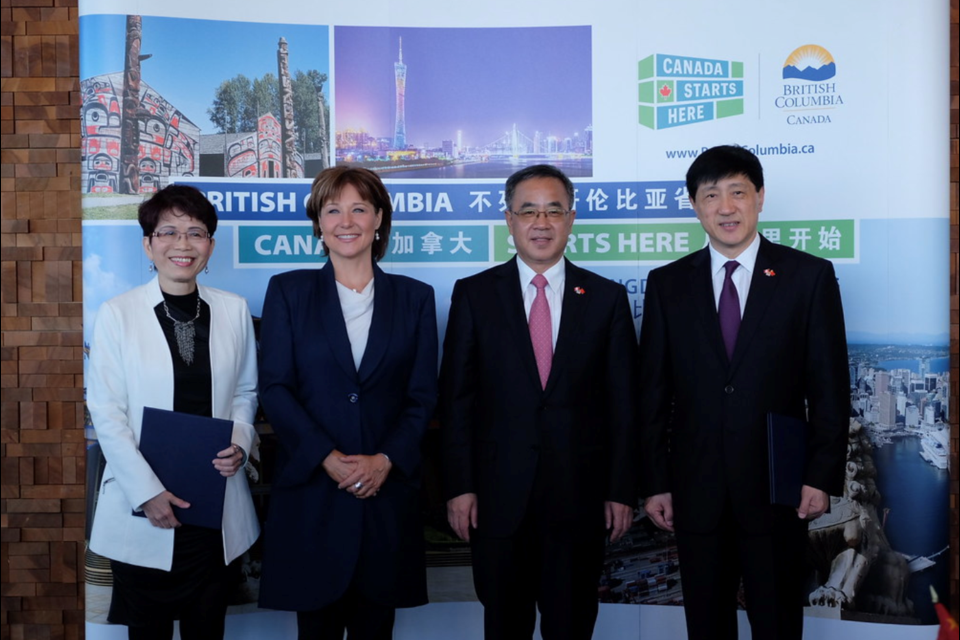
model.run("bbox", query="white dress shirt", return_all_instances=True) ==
[517,258,564,349]
[708,233,760,318]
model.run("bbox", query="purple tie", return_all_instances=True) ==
[529,274,552,389]
[718,260,741,360]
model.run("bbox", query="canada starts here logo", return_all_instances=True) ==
[638,54,744,130]
[775,45,843,125]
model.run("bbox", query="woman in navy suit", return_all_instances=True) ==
[257,167,438,639]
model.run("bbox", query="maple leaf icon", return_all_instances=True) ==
[659,83,672,98]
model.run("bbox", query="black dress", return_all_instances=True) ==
[108,289,239,634]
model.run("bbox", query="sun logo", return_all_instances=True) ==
[782,45,836,81]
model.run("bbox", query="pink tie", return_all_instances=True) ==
[529,274,552,389]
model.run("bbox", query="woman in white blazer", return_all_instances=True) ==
[87,185,259,640]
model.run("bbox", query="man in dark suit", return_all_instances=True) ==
[638,145,850,640]
[440,165,638,640]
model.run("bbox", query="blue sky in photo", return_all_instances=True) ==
[80,14,331,134]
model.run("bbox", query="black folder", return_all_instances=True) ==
[766,412,806,508]
[134,407,233,529]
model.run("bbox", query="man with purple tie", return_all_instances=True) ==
[638,145,850,640]
[441,165,638,640]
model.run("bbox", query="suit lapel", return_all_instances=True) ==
[545,260,588,395]
[357,265,391,382]
[315,262,359,380]
[689,248,730,366]
[729,237,782,375]
[496,258,542,392]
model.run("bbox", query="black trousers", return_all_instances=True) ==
[110,526,239,640]
[674,499,809,640]
[296,584,396,640]
[471,509,606,640]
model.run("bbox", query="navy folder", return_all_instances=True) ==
[766,412,806,508]
[134,407,233,529]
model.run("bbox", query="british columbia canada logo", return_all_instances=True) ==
[776,45,843,125]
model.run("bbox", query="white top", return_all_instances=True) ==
[708,233,760,318]
[517,258,565,349]
[87,277,260,570]
[336,279,375,370]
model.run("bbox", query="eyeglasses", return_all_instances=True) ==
[151,228,212,244]
[509,208,570,219]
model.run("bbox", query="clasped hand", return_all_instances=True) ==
[324,449,392,499]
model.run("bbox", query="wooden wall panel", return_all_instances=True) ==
[1,2,83,639]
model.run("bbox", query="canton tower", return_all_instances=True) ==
[394,37,407,150]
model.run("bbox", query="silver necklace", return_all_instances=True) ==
[162,296,202,365]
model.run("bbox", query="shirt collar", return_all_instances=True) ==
[708,233,760,277]
[517,257,566,290]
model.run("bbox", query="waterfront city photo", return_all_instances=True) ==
[334,26,594,178]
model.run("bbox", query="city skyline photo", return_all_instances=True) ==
[334,25,594,177]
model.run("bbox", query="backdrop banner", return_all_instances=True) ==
[79,0,949,637]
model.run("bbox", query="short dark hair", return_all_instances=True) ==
[305,166,393,262]
[504,164,576,212]
[138,184,218,237]
[685,145,764,202]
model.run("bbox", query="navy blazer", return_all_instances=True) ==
[440,258,639,538]
[258,262,438,611]
[638,237,850,534]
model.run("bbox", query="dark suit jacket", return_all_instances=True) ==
[638,237,849,534]
[440,257,638,538]
[257,262,438,611]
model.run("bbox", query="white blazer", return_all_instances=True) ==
[88,277,260,571]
